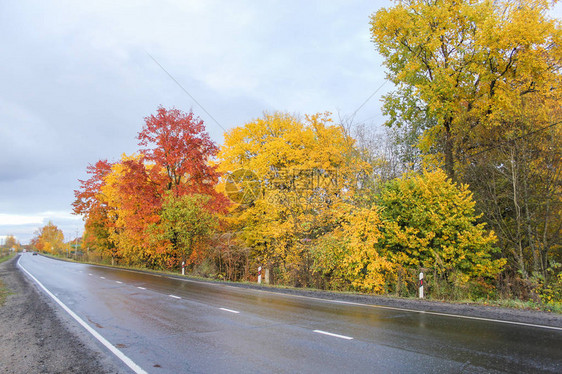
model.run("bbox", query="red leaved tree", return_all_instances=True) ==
[138,106,227,209]
[73,160,119,261]
[73,107,228,268]
[137,107,229,268]
[73,160,113,216]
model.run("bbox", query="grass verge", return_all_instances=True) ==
[0,253,15,264]
[0,253,15,306]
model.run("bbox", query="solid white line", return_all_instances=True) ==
[260,292,562,332]
[169,294,181,299]
[137,287,146,290]
[219,307,240,314]
[61,254,562,331]
[314,330,353,340]
[320,299,562,331]
[17,257,147,374]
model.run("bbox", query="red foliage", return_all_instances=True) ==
[73,159,113,216]
[116,157,162,232]
[137,106,229,212]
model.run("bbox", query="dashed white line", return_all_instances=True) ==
[169,294,181,299]
[137,287,146,290]
[17,257,147,374]
[88,273,93,276]
[313,330,353,340]
[100,276,106,279]
[115,281,123,284]
[219,307,240,314]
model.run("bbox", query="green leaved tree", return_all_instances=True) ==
[377,169,505,298]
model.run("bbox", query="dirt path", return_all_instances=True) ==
[0,255,126,374]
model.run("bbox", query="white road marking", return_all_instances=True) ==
[314,330,353,340]
[169,294,181,299]
[89,273,93,276]
[115,281,123,284]
[137,287,146,290]
[100,276,106,279]
[17,257,148,374]
[69,255,562,331]
[256,291,562,332]
[219,307,240,314]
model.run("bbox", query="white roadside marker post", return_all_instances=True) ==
[182,261,185,276]
[419,272,424,299]
[257,266,262,284]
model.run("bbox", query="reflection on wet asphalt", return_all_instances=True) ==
[19,254,562,374]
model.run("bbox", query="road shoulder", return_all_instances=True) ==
[0,255,127,374]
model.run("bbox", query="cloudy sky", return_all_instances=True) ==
[1,1,560,245]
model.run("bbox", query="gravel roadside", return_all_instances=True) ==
[0,255,127,374]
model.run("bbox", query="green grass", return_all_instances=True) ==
[0,253,15,306]
[0,252,15,264]
[0,279,9,306]
[466,297,562,314]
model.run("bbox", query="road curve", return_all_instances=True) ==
[18,254,562,373]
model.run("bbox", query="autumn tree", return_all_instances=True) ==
[311,203,394,293]
[151,192,218,268]
[376,169,505,298]
[370,0,561,180]
[73,160,118,262]
[138,106,227,207]
[462,101,562,299]
[100,154,162,266]
[31,221,67,255]
[3,235,20,250]
[74,107,226,269]
[218,112,369,286]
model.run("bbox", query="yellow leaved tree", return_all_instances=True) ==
[218,112,370,286]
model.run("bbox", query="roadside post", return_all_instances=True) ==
[258,266,262,284]
[182,261,185,276]
[419,272,424,299]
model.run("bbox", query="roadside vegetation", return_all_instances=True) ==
[30,0,561,312]
[0,252,15,306]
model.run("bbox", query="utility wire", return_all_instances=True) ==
[144,50,228,133]
[350,80,387,120]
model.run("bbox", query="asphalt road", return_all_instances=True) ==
[18,254,562,373]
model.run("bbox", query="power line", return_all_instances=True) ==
[144,50,228,133]
[350,80,387,120]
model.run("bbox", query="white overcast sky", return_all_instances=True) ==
[1,1,561,244]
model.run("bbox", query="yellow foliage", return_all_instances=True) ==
[218,112,369,286]
[371,0,561,176]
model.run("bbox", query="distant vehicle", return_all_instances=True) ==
[32,252,38,256]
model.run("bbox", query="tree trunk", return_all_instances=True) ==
[444,118,455,181]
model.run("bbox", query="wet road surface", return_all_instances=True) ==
[18,254,562,373]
